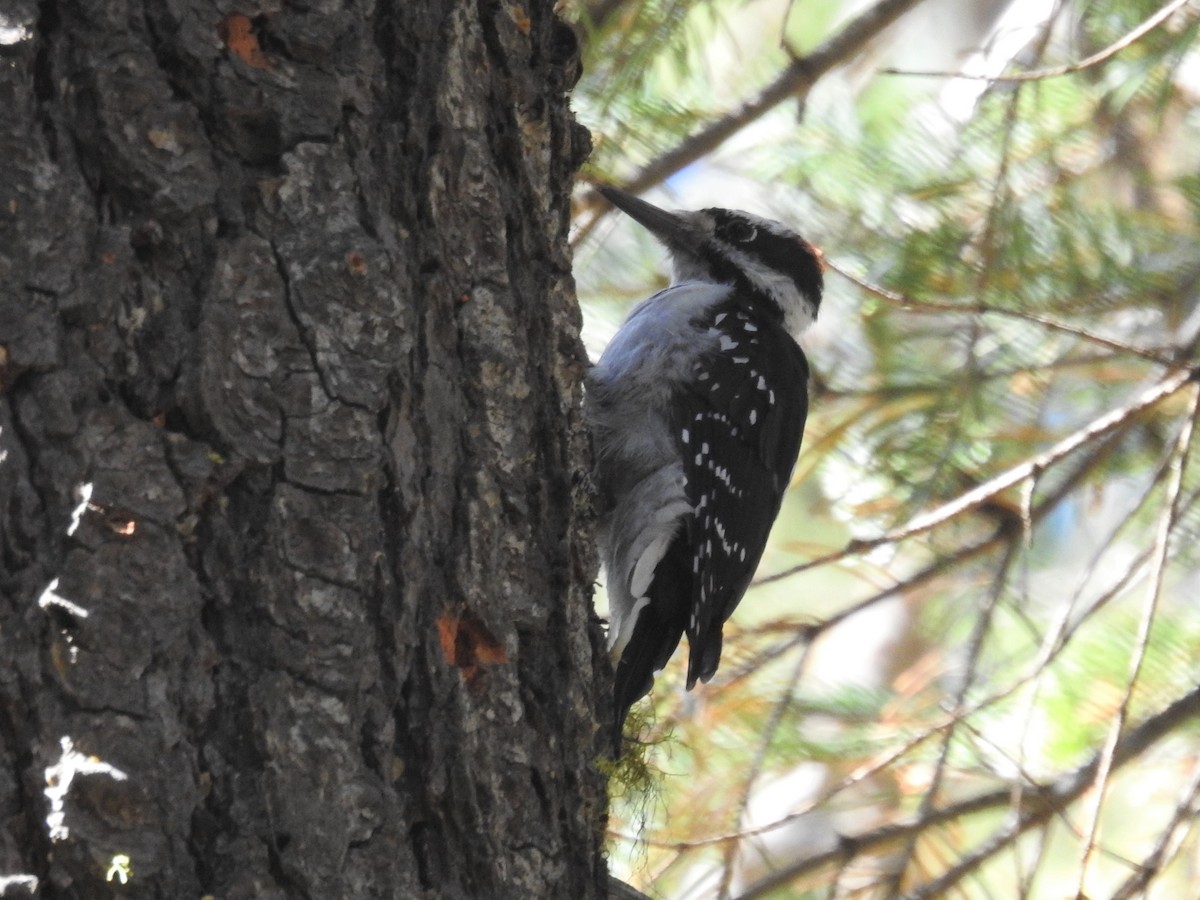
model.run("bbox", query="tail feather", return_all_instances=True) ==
[611,534,692,753]
[685,629,724,689]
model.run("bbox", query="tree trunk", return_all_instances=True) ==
[0,0,605,897]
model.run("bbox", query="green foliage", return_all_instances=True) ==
[572,0,1200,895]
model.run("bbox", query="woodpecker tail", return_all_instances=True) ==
[612,610,679,752]
[611,536,691,754]
[685,628,724,690]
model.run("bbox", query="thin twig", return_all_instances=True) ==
[827,259,1183,367]
[869,369,1193,542]
[1001,447,1184,870]
[885,537,1020,895]
[716,646,812,900]
[578,0,927,217]
[730,681,1200,900]
[757,366,1195,588]
[611,447,1134,857]
[614,372,1195,891]
[608,720,948,852]
[881,0,1194,83]
[634,475,1200,862]
[1107,760,1200,900]
[1075,381,1200,894]
[745,423,1126,671]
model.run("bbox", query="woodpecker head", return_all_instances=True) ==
[599,185,824,336]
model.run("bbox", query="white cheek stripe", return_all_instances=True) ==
[722,244,817,337]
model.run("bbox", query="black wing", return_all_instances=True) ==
[677,305,810,688]
[610,304,809,741]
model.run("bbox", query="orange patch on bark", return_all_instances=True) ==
[218,14,270,70]
[436,612,508,683]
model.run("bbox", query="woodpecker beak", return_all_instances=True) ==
[598,186,693,246]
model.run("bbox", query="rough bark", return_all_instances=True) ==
[0,0,604,897]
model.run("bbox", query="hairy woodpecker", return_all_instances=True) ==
[586,186,823,747]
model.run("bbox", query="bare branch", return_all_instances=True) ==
[884,537,1020,895]
[827,258,1185,367]
[881,0,1195,83]
[757,366,1195,594]
[1108,764,1200,900]
[716,647,812,900]
[579,0,927,206]
[872,368,1195,543]
[1075,382,1200,892]
[611,461,1200,861]
[613,446,1141,859]
[732,681,1200,900]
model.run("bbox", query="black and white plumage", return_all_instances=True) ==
[585,186,824,747]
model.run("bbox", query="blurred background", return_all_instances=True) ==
[567,0,1200,897]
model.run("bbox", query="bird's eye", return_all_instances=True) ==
[723,221,757,243]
